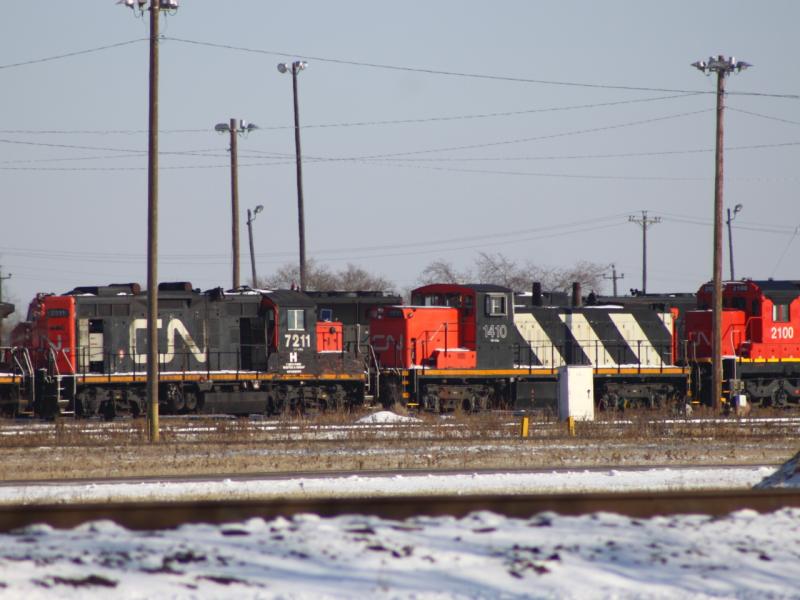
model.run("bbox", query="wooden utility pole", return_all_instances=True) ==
[229,118,240,290]
[291,62,307,291]
[146,0,161,442]
[628,211,661,294]
[603,264,624,296]
[692,55,750,411]
[0,268,11,343]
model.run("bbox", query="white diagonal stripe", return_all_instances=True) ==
[609,313,664,368]
[560,313,616,367]
[513,313,565,367]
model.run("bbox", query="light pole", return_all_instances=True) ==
[726,203,743,280]
[628,211,661,294]
[692,55,751,411]
[277,60,308,291]
[120,0,179,442]
[247,205,264,287]
[215,119,258,290]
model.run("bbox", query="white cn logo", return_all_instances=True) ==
[129,318,206,365]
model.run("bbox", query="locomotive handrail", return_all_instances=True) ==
[366,343,380,401]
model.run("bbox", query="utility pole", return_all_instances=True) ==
[628,211,661,294]
[603,264,624,296]
[693,55,750,411]
[247,205,264,287]
[278,61,308,291]
[0,268,11,343]
[229,118,240,289]
[121,0,179,442]
[145,0,161,443]
[215,119,258,290]
[727,204,743,280]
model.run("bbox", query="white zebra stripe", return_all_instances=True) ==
[609,313,664,368]
[559,313,617,367]
[513,313,565,367]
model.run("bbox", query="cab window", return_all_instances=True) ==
[288,309,305,331]
[485,294,507,316]
[773,303,790,323]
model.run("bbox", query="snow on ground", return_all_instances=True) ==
[356,410,421,424]
[756,451,800,489]
[0,508,799,599]
[0,466,777,506]
[0,454,798,597]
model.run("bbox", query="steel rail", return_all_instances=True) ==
[1,489,798,532]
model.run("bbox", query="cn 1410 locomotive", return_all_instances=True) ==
[369,283,688,411]
[6,282,377,418]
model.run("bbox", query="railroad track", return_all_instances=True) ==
[1,489,799,532]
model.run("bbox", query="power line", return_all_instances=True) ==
[727,107,800,127]
[0,39,147,69]
[0,215,629,264]
[0,93,702,138]
[323,109,715,161]
[163,37,800,99]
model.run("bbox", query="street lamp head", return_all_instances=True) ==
[277,62,289,74]
[294,61,307,71]
[692,55,751,76]
[242,121,258,133]
[214,123,230,133]
[734,203,743,214]
[254,205,264,215]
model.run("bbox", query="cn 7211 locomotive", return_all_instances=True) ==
[370,283,687,411]
[686,279,800,406]
[10,282,366,418]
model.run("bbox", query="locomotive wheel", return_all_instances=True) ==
[184,391,198,413]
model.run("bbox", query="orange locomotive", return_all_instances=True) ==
[686,280,800,406]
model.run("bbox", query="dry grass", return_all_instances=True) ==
[0,406,796,482]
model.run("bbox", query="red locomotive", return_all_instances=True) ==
[685,280,800,406]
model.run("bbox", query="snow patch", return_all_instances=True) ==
[356,411,421,424]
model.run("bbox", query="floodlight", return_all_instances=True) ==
[277,63,288,73]
[215,123,229,133]
[254,205,264,214]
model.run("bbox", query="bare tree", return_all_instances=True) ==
[417,260,471,285]
[418,253,608,294]
[336,263,393,291]
[259,260,393,292]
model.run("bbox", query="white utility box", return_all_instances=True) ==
[557,365,595,421]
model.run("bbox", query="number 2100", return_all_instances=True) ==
[770,326,794,340]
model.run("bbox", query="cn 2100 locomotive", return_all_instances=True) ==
[686,279,800,406]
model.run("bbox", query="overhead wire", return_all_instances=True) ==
[0,39,147,70]
[163,37,800,99]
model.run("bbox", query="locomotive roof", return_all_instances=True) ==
[414,283,512,294]
[750,280,800,291]
[264,290,316,307]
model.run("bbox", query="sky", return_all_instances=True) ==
[1,1,799,313]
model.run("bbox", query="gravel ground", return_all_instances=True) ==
[0,412,797,481]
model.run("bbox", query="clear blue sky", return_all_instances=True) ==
[1,1,798,311]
